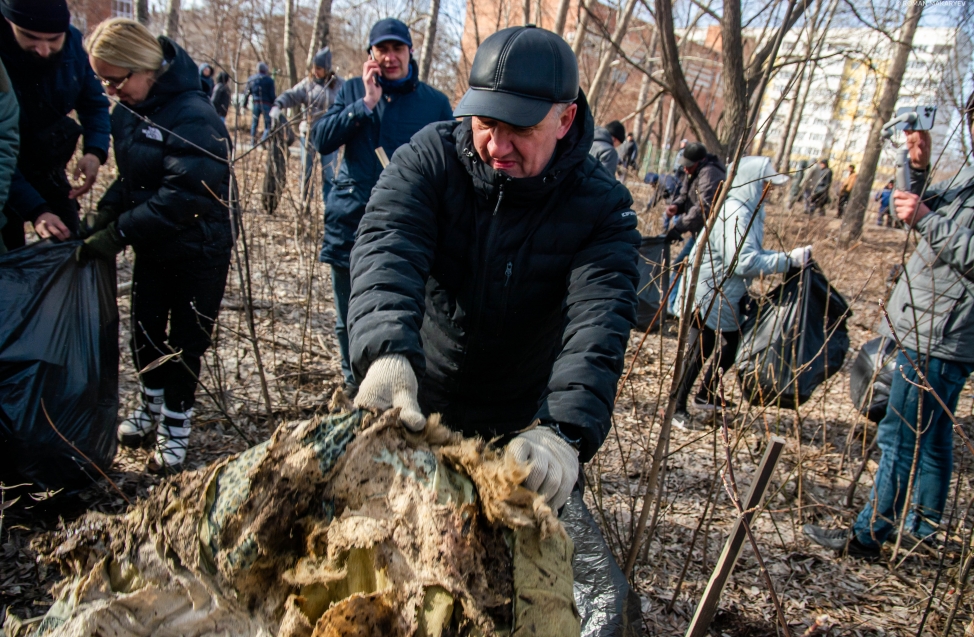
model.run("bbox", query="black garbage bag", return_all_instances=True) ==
[849,336,897,422]
[262,119,291,215]
[561,488,642,637]
[736,261,850,409]
[635,236,669,332]
[0,241,119,492]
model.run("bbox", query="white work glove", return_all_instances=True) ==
[787,245,812,268]
[354,354,426,431]
[505,427,579,512]
[269,105,283,121]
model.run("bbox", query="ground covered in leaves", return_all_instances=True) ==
[2,143,973,636]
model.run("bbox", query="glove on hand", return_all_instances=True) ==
[82,207,119,237]
[269,105,283,121]
[354,354,426,431]
[505,427,579,512]
[77,222,125,262]
[787,245,812,268]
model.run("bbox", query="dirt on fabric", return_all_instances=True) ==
[2,146,974,636]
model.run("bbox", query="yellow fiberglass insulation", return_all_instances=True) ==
[28,404,580,637]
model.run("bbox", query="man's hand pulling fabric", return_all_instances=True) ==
[354,354,427,431]
[505,427,579,511]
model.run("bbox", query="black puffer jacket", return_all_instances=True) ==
[666,153,725,241]
[99,37,234,262]
[348,94,640,462]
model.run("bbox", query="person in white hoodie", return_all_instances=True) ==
[671,156,812,428]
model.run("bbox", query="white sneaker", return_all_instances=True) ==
[149,406,193,475]
[671,410,693,431]
[117,386,164,447]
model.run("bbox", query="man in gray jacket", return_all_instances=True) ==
[805,102,974,558]
[589,119,624,176]
[270,48,344,201]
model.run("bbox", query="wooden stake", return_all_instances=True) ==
[685,436,786,636]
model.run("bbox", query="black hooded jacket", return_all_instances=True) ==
[99,37,234,262]
[665,153,725,241]
[348,94,640,462]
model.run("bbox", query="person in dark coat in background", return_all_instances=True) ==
[81,18,235,475]
[801,158,832,215]
[0,58,18,256]
[348,26,641,633]
[198,62,214,95]
[787,158,807,208]
[244,61,275,145]
[311,17,453,391]
[0,0,110,251]
[876,179,894,226]
[589,119,624,176]
[211,70,231,120]
[618,132,638,172]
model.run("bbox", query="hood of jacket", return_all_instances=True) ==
[131,37,203,114]
[454,90,596,204]
[725,156,774,211]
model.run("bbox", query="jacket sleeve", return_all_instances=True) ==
[347,127,445,379]
[116,112,230,244]
[274,80,309,110]
[311,80,372,156]
[724,202,790,279]
[913,192,974,283]
[534,196,640,462]
[76,58,111,161]
[596,146,618,176]
[0,62,18,213]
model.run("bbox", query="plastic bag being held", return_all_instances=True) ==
[849,336,897,423]
[0,240,119,492]
[736,261,850,409]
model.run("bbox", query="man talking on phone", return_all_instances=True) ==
[312,18,453,394]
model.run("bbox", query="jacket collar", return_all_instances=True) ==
[454,90,596,203]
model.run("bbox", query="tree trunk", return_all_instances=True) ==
[633,72,652,146]
[306,0,333,70]
[587,0,638,118]
[418,0,441,82]
[283,0,298,86]
[657,96,678,173]
[719,0,747,153]
[523,0,531,24]
[570,0,591,57]
[134,0,150,26]
[163,0,181,40]
[773,62,806,171]
[839,1,923,246]
[553,0,571,37]
[655,0,721,153]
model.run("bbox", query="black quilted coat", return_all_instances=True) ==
[99,37,234,262]
[347,94,639,462]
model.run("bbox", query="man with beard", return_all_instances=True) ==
[0,0,110,251]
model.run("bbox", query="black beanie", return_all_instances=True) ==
[605,120,626,144]
[1,0,70,34]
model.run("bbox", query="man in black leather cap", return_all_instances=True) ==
[347,25,642,635]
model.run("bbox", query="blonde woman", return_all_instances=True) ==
[80,18,234,474]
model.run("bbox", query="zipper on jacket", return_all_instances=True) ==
[493,183,506,216]
[504,261,512,286]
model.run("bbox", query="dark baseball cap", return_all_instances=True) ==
[678,142,707,166]
[454,25,579,128]
[368,18,412,49]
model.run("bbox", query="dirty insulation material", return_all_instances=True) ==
[19,406,582,637]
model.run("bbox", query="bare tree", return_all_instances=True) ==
[523,0,531,24]
[418,0,441,82]
[135,0,150,26]
[306,0,333,70]
[570,0,593,57]
[839,0,923,245]
[587,0,639,118]
[553,0,572,37]
[284,0,298,86]
[164,0,181,40]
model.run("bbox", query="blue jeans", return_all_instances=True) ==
[667,235,695,317]
[299,136,336,203]
[853,350,974,546]
[330,265,355,388]
[250,104,271,143]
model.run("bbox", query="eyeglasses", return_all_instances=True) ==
[98,71,132,90]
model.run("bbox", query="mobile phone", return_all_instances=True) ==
[367,50,379,85]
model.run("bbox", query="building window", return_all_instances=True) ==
[112,0,133,17]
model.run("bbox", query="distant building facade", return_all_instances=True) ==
[68,0,134,34]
